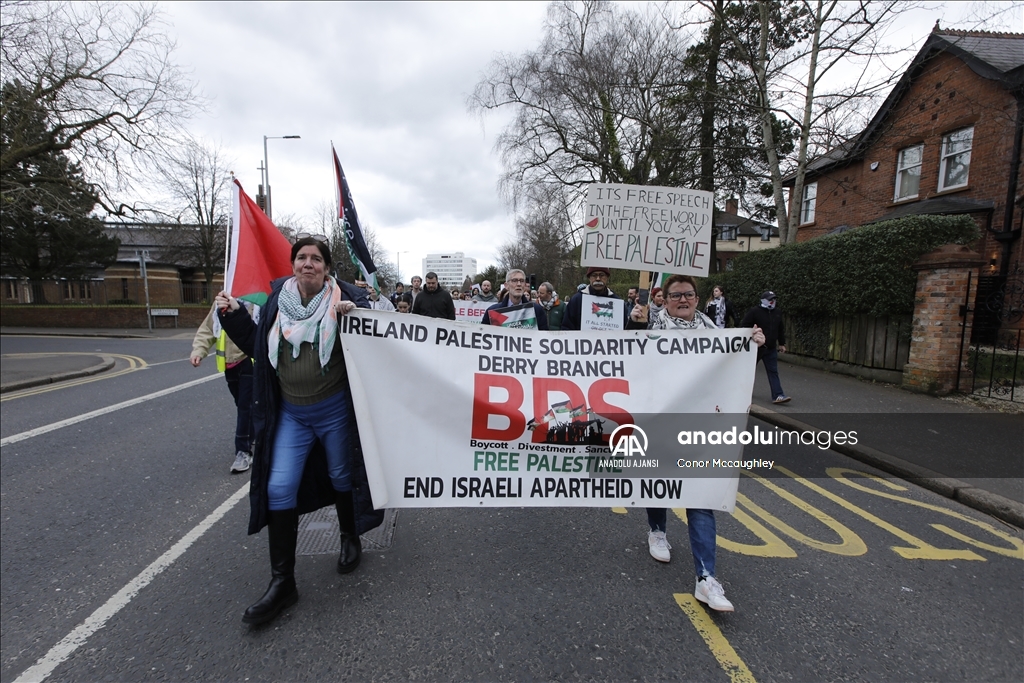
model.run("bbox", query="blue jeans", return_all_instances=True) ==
[267,392,352,510]
[647,508,717,578]
[759,348,785,400]
[224,361,252,454]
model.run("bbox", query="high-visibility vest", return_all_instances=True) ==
[215,331,228,373]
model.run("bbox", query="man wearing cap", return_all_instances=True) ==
[741,291,791,404]
[562,267,628,330]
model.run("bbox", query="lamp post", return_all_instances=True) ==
[396,250,409,285]
[263,134,301,219]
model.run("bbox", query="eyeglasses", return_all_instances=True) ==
[508,278,527,284]
[667,291,697,301]
[295,233,328,243]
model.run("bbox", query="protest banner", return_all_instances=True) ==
[581,183,714,276]
[581,294,624,331]
[454,302,489,323]
[340,312,758,511]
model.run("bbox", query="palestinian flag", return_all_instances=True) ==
[570,404,587,418]
[487,303,537,329]
[552,400,572,415]
[650,272,670,289]
[333,144,379,293]
[224,180,293,306]
[591,300,615,318]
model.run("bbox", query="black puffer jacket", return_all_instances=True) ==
[219,277,384,536]
[411,286,456,319]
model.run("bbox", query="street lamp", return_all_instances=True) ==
[263,134,301,219]
[396,250,409,284]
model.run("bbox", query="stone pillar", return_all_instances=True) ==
[902,244,985,395]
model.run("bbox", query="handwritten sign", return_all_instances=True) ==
[581,183,714,276]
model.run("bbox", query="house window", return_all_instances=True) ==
[4,280,18,300]
[938,126,973,191]
[894,144,923,200]
[800,183,817,224]
[719,225,737,240]
[760,227,771,241]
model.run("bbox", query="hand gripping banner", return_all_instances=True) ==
[339,312,759,511]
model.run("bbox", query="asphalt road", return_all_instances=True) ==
[1,334,1021,682]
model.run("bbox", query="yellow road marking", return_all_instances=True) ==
[673,506,798,558]
[675,593,757,683]
[1,353,148,401]
[827,468,1024,560]
[737,473,868,556]
[611,507,627,514]
[776,466,985,561]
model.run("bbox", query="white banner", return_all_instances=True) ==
[581,183,714,276]
[454,302,489,323]
[340,312,758,511]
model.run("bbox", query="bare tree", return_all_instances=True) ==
[152,135,232,288]
[0,1,199,213]
[703,0,912,242]
[471,1,697,217]
[310,199,398,291]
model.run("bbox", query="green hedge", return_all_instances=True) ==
[702,214,980,317]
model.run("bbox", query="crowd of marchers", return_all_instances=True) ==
[189,236,789,627]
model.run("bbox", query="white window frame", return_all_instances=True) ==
[800,182,817,224]
[894,143,923,200]
[938,126,973,192]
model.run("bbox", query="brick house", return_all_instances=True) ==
[788,28,1023,288]
[714,198,780,273]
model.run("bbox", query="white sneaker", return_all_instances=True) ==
[230,451,252,474]
[695,576,734,612]
[648,530,671,562]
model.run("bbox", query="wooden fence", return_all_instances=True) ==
[785,314,912,371]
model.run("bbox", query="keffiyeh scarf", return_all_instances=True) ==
[269,276,342,370]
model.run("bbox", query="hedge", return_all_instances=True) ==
[702,214,980,317]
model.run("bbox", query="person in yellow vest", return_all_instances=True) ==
[191,302,255,473]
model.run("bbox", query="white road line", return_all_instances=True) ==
[14,482,250,683]
[0,374,220,447]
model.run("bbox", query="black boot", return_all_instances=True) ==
[335,490,362,574]
[242,509,299,625]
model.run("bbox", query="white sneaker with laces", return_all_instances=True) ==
[648,530,671,562]
[695,576,734,612]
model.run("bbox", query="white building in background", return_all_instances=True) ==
[422,252,477,290]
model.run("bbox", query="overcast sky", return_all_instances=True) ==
[160,1,1020,283]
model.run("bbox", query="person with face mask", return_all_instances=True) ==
[741,290,790,404]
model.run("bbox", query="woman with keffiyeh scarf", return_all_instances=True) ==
[216,236,377,626]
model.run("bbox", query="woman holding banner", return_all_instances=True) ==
[215,236,382,626]
[644,274,765,613]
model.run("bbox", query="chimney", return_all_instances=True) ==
[725,197,739,215]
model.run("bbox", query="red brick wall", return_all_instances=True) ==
[0,306,210,329]
[795,52,1021,273]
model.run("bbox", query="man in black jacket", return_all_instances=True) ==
[411,272,456,319]
[741,290,791,404]
[562,267,628,330]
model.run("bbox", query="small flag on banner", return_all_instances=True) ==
[225,180,294,306]
[332,144,378,292]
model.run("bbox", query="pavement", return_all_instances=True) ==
[2,326,1021,529]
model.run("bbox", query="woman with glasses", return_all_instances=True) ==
[215,235,382,626]
[644,274,765,613]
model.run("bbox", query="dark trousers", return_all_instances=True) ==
[758,348,785,400]
[224,361,253,454]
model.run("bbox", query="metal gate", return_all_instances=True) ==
[960,267,1024,401]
